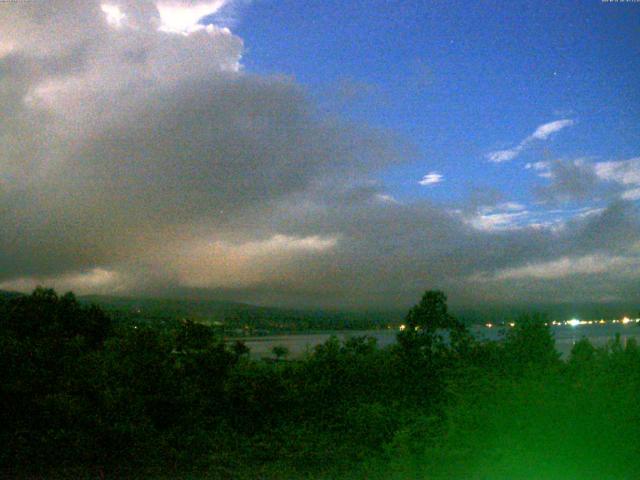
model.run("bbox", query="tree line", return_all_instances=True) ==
[1,287,639,478]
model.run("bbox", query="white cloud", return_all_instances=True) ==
[464,202,530,231]
[468,211,529,231]
[486,202,526,212]
[486,254,640,281]
[419,172,443,186]
[156,1,229,34]
[0,268,127,295]
[584,157,640,201]
[462,203,603,232]
[487,119,574,163]
[486,148,521,163]
[622,188,640,201]
[595,157,640,186]
[530,119,575,140]
[237,234,338,255]
[101,4,126,27]
[168,234,339,289]
[376,193,400,204]
[576,207,605,218]
[525,161,553,177]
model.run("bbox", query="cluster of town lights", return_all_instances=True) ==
[397,317,639,331]
[560,317,638,327]
[481,317,639,329]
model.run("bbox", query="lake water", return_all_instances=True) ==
[236,323,640,359]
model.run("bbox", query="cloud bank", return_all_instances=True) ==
[530,157,640,204]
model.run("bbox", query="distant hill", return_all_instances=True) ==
[79,294,403,332]
[4,289,636,329]
[80,294,256,321]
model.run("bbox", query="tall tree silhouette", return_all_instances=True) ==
[398,290,467,354]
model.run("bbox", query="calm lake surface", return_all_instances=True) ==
[237,323,640,359]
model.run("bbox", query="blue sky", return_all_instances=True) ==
[1,0,639,308]
[228,0,639,208]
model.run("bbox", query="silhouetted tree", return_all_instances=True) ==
[232,339,250,357]
[342,335,378,355]
[398,290,467,354]
[569,337,597,366]
[503,313,560,375]
[175,319,214,351]
[272,345,289,361]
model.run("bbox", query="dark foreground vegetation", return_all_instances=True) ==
[1,288,639,479]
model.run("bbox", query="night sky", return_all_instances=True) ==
[0,1,638,308]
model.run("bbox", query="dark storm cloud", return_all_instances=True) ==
[534,160,601,203]
[216,187,640,307]
[0,0,406,285]
[532,158,640,205]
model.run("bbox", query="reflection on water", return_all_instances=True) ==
[236,324,640,359]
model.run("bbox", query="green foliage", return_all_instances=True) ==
[271,345,289,360]
[231,339,251,358]
[390,343,640,479]
[503,313,561,375]
[174,319,216,351]
[1,288,639,479]
[2,287,111,346]
[398,290,469,355]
